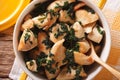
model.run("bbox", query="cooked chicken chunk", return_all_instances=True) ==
[87,25,104,43]
[75,10,99,26]
[26,60,37,72]
[21,19,34,31]
[59,10,74,24]
[78,40,90,53]
[47,0,75,12]
[72,22,85,38]
[18,29,37,51]
[51,39,66,63]
[74,52,94,65]
[49,23,69,43]
[47,0,63,12]
[83,22,96,33]
[32,13,57,30]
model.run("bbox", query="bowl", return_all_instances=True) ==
[13,0,111,80]
[0,0,30,32]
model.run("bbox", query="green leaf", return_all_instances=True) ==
[42,37,54,49]
[97,25,104,35]
[24,32,30,43]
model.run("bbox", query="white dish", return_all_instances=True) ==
[13,0,111,80]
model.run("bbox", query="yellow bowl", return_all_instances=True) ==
[0,0,30,31]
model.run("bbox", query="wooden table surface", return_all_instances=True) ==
[0,27,15,80]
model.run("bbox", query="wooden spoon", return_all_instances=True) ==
[90,41,120,79]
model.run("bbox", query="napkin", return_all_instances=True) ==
[9,0,120,80]
[9,58,32,80]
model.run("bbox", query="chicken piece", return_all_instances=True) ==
[83,22,96,33]
[57,67,75,80]
[51,39,66,63]
[18,29,37,51]
[74,52,94,65]
[45,68,60,80]
[23,14,32,21]
[47,0,63,12]
[78,40,90,53]
[26,60,37,72]
[75,10,99,26]
[49,24,64,43]
[47,0,75,12]
[49,23,69,43]
[74,2,86,11]
[59,10,74,24]
[72,22,85,38]
[38,32,50,55]
[32,13,57,30]
[56,66,87,80]
[21,19,34,31]
[87,25,104,43]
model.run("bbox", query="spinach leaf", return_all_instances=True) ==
[82,6,95,14]
[97,25,104,35]
[36,52,56,74]
[54,23,69,38]
[49,52,54,57]
[62,1,69,10]
[59,22,68,32]
[73,43,80,52]
[64,28,78,49]
[45,59,56,74]
[54,29,64,38]
[30,0,54,17]
[55,1,69,10]
[42,37,54,49]
[24,32,30,43]
[65,49,75,66]
[30,24,40,38]
[55,3,61,9]
[55,1,75,19]
[75,66,82,80]
[67,3,75,19]
[36,52,47,67]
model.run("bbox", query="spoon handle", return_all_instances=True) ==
[90,41,120,79]
[93,54,120,79]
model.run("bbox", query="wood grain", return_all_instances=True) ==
[0,27,15,79]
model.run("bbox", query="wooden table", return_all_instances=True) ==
[0,27,15,80]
